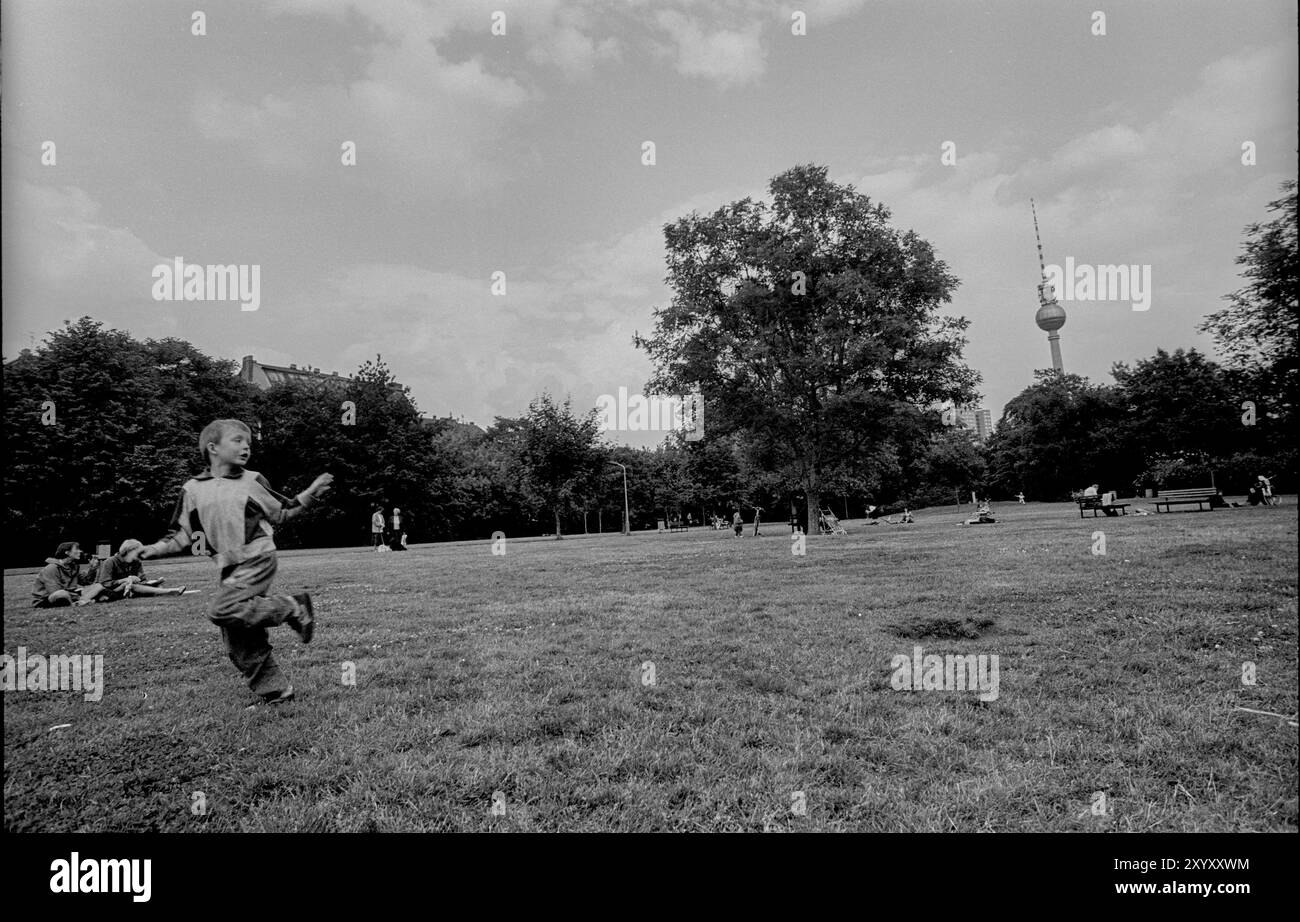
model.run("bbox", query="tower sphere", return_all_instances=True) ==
[1035,300,1066,332]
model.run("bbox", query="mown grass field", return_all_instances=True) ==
[4,500,1297,832]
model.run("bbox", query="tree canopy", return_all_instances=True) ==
[637,164,980,528]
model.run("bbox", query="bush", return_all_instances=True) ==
[1135,454,1214,493]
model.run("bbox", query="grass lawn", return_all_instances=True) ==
[4,500,1296,832]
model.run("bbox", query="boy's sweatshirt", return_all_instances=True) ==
[145,467,316,570]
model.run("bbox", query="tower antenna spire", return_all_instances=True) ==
[1031,197,1047,280]
[1031,198,1066,373]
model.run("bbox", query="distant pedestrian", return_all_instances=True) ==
[732,510,743,537]
[1016,492,1026,504]
[371,507,386,551]
[389,507,407,551]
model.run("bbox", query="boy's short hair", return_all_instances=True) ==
[118,538,143,556]
[198,419,252,463]
[55,541,79,559]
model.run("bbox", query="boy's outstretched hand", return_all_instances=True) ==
[310,473,334,497]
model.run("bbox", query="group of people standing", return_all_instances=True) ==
[370,506,408,552]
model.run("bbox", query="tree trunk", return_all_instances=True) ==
[598,508,603,533]
[806,490,820,536]
[554,508,563,539]
[583,509,589,533]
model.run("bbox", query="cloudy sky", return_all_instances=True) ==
[3,0,1295,443]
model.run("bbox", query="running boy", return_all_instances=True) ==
[125,419,332,704]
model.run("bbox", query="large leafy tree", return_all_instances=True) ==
[985,372,1124,500]
[919,427,988,505]
[1110,348,1240,467]
[1200,181,1297,396]
[1199,180,1297,477]
[636,164,979,530]
[684,431,747,523]
[3,318,259,562]
[253,355,448,547]
[516,394,604,538]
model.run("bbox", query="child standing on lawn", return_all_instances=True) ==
[126,419,333,704]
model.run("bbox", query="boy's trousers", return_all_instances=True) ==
[209,553,296,696]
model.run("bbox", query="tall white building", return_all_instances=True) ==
[957,407,993,441]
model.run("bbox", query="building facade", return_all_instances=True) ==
[957,407,993,441]
[238,354,482,435]
[239,355,352,391]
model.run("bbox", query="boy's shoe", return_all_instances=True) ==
[287,593,315,643]
[261,685,295,704]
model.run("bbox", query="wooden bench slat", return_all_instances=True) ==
[1154,486,1218,512]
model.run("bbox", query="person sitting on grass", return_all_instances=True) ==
[96,539,187,600]
[31,542,99,607]
[962,500,996,526]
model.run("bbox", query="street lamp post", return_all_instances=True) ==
[614,462,630,535]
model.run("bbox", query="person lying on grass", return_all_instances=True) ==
[96,539,187,600]
[125,418,332,706]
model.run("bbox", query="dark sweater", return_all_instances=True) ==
[97,555,145,590]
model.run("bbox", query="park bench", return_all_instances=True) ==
[1076,495,1130,519]
[667,520,688,532]
[1154,488,1218,512]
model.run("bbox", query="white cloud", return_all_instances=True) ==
[1,183,176,352]
[654,10,766,87]
[194,11,533,198]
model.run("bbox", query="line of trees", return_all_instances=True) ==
[987,180,1295,501]
[5,174,1292,562]
[0,317,920,562]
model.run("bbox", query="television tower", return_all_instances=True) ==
[1031,199,1066,373]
